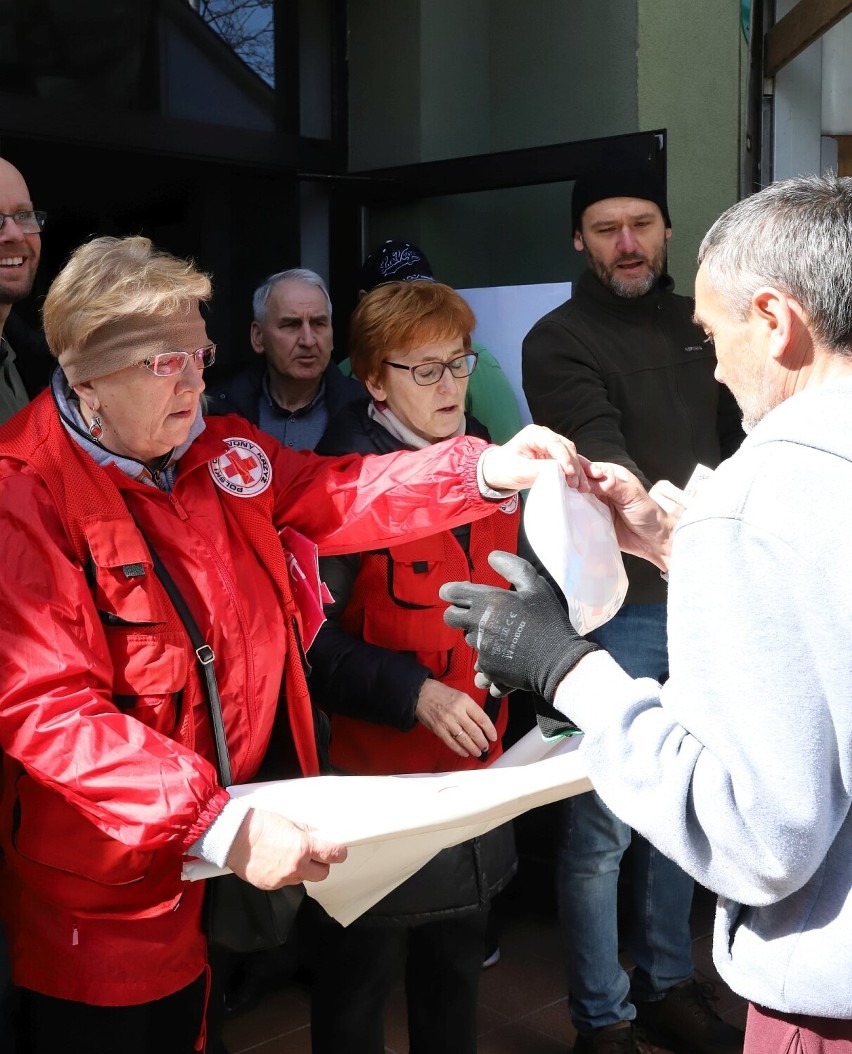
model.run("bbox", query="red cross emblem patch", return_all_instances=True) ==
[209,437,272,497]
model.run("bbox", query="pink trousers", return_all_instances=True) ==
[746,1004,852,1054]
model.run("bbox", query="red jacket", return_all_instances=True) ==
[0,391,496,1006]
[333,500,520,775]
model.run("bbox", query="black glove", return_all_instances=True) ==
[440,551,599,705]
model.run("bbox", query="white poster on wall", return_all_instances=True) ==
[456,281,572,426]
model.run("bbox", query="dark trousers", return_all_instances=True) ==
[18,972,208,1054]
[309,906,489,1054]
[0,928,17,1052]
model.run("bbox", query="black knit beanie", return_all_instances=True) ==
[572,170,671,234]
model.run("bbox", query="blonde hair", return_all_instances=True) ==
[42,235,212,358]
[349,281,475,383]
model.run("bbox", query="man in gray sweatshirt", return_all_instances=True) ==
[442,172,852,1053]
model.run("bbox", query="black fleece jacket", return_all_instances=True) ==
[523,270,743,604]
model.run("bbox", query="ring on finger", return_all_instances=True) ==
[453,729,465,740]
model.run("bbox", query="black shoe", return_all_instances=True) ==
[573,1022,667,1054]
[633,980,744,1054]
[223,971,268,1019]
[223,945,303,1018]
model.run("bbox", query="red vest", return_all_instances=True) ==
[332,495,520,776]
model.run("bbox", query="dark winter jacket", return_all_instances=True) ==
[523,270,744,604]
[205,358,364,428]
[4,311,53,399]
[309,401,517,924]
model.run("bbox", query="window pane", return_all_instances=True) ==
[192,0,275,88]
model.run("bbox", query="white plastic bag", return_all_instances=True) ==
[523,462,628,635]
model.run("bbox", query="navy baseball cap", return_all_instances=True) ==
[359,240,435,291]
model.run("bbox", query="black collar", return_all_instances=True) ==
[577,269,677,319]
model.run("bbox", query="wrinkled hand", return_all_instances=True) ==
[480,425,591,493]
[440,551,599,704]
[226,808,347,890]
[415,678,498,758]
[585,463,676,572]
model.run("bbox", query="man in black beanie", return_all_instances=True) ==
[522,171,744,1054]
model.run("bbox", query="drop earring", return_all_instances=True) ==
[88,415,104,442]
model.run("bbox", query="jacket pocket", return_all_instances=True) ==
[11,775,182,919]
[387,535,451,608]
[104,626,189,737]
[365,541,458,656]
[84,514,165,625]
[361,605,456,680]
[361,602,456,653]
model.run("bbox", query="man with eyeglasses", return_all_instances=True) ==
[207,268,363,451]
[0,157,46,426]
[0,155,47,1054]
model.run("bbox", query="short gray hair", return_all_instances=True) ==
[698,172,852,354]
[252,268,332,324]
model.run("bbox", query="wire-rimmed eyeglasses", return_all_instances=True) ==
[134,344,217,377]
[381,351,478,387]
[0,210,46,234]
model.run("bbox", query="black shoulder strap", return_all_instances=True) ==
[134,524,233,788]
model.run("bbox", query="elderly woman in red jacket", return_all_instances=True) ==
[0,236,585,1054]
[306,281,524,1054]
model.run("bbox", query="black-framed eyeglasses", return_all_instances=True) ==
[381,351,478,387]
[0,210,46,234]
[134,344,217,377]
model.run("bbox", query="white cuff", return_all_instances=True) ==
[476,452,516,501]
[187,796,251,869]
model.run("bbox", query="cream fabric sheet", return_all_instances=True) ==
[183,727,590,926]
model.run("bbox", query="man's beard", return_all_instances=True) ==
[737,374,782,434]
[588,242,667,299]
[0,271,36,306]
[727,352,783,434]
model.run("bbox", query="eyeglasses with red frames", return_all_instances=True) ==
[381,351,478,387]
[134,344,217,377]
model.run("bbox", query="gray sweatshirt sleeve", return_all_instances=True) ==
[555,483,849,908]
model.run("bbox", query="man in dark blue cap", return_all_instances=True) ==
[522,170,744,1054]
